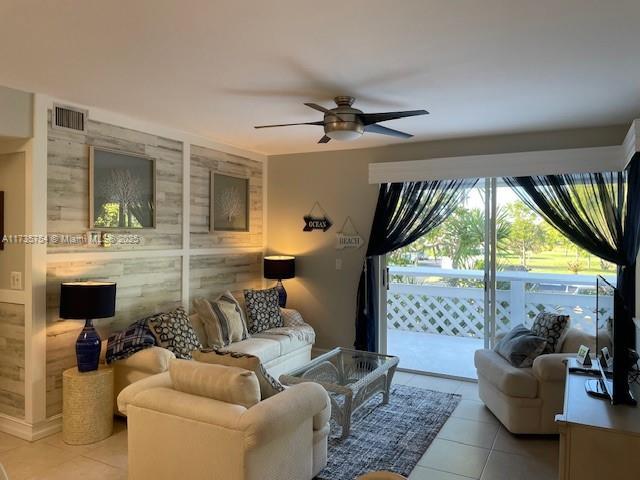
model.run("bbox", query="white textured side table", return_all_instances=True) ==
[63,366,114,445]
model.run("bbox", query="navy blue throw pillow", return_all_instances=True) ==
[106,318,156,364]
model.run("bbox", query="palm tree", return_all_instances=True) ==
[388,206,511,269]
[431,207,511,269]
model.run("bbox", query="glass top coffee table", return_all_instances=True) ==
[280,347,399,439]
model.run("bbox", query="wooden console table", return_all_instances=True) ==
[555,359,640,479]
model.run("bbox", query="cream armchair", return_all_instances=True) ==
[474,328,606,434]
[119,360,331,480]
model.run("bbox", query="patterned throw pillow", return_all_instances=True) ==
[193,348,285,399]
[147,307,202,359]
[193,292,249,348]
[494,325,548,368]
[531,312,570,353]
[281,308,305,327]
[105,318,156,364]
[244,288,284,334]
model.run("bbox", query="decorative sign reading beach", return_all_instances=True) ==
[336,217,363,249]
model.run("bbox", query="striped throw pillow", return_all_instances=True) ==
[193,291,249,348]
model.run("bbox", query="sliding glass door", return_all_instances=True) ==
[382,176,613,379]
[494,181,615,338]
[383,179,493,378]
[484,178,497,350]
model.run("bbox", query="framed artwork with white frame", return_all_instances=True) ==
[89,146,156,229]
[210,172,250,232]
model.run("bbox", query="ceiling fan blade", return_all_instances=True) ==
[365,123,413,139]
[304,103,332,114]
[318,135,331,144]
[304,103,344,121]
[359,109,429,126]
[254,121,323,129]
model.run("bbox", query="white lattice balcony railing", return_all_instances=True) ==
[387,266,615,338]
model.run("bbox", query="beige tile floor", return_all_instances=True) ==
[0,372,558,480]
[394,372,559,480]
[0,418,128,480]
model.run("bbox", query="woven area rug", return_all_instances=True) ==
[317,384,461,480]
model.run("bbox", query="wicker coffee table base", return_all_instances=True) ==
[329,368,397,439]
[280,348,399,439]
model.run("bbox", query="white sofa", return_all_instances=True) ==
[119,361,331,480]
[110,308,314,411]
[474,328,605,434]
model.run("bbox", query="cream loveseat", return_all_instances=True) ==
[474,328,605,434]
[119,360,331,480]
[110,308,314,410]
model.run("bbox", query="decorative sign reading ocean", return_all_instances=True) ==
[303,202,333,232]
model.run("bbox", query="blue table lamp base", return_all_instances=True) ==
[275,280,287,308]
[76,319,101,372]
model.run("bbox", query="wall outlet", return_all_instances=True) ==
[10,271,22,290]
[335,259,342,271]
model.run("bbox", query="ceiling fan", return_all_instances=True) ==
[254,96,429,143]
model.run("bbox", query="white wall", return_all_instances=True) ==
[0,86,32,139]
[0,141,28,291]
[267,125,628,350]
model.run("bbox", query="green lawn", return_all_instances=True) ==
[500,248,615,276]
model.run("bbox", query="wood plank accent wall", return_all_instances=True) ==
[45,115,264,418]
[189,253,262,304]
[47,113,183,251]
[45,257,182,417]
[0,302,25,418]
[190,145,263,249]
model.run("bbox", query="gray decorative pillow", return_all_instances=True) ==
[244,288,283,334]
[494,325,547,368]
[531,312,570,353]
[147,307,202,359]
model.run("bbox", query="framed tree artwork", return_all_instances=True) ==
[89,146,156,229]
[210,172,250,232]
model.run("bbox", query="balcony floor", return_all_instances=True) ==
[387,329,484,379]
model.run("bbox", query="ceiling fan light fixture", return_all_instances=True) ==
[326,129,363,141]
[253,96,429,144]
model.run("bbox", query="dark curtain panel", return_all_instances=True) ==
[503,172,625,265]
[620,153,640,330]
[505,153,640,398]
[355,179,478,352]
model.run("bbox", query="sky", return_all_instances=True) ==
[464,184,520,210]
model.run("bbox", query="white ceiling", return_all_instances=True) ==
[1,0,639,155]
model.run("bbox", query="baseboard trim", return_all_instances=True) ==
[0,413,62,441]
[311,347,330,358]
[397,366,478,383]
[32,415,63,441]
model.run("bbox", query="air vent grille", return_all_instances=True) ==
[52,104,88,132]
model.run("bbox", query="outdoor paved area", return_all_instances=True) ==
[388,329,484,379]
